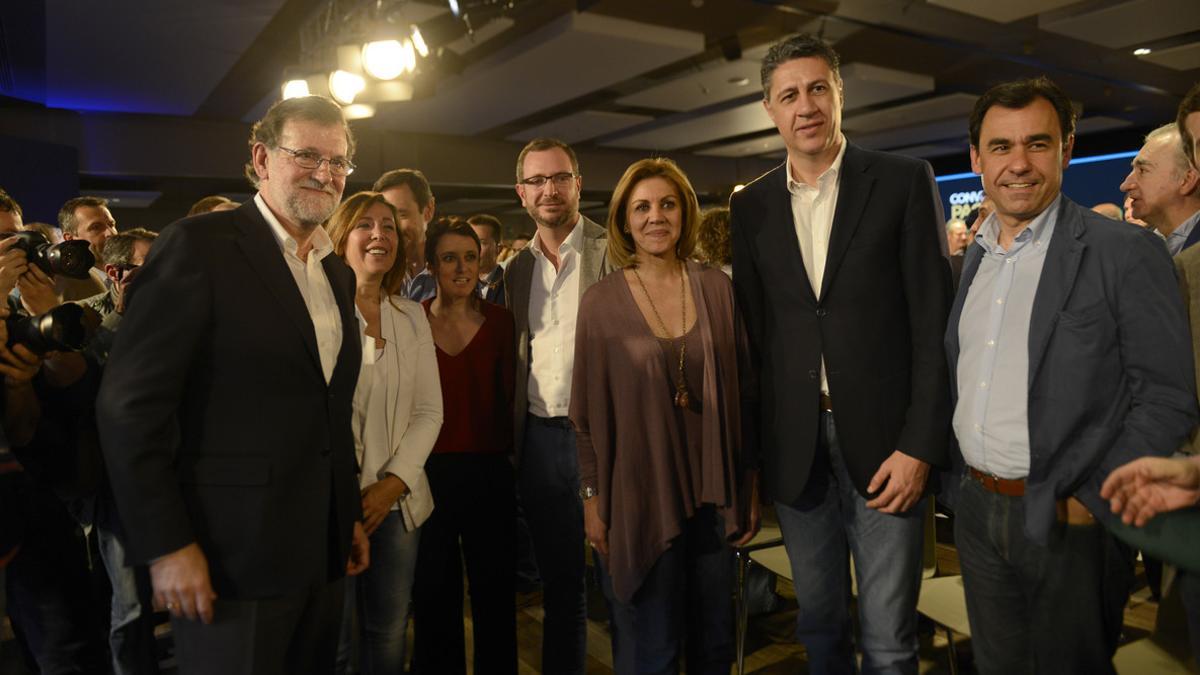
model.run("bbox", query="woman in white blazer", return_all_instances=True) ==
[327,192,442,674]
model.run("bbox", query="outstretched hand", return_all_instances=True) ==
[1101,455,1200,527]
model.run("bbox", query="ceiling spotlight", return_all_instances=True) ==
[281,79,311,100]
[401,39,417,74]
[411,25,429,58]
[342,103,376,120]
[329,70,366,104]
[362,40,406,80]
[448,0,460,17]
[1133,47,1152,56]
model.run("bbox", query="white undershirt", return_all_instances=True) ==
[526,215,584,418]
[787,136,846,395]
[255,193,342,383]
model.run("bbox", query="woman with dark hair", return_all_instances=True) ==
[412,218,517,674]
[326,191,443,674]
[571,158,760,674]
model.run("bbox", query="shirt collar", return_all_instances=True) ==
[254,193,334,261]
[1166,209,1200,256]
[786,134,847,194]
[975,194,1061,256]
[529,213,584,260]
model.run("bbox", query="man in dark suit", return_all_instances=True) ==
[731,34,952,674]
[945,77,1196,674]
[98,95,369,674]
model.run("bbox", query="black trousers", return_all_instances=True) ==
[412,452,517,675]
[171,577,345,675]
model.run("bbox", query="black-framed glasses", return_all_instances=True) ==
[519,172,578,189]
[276,146,356,177]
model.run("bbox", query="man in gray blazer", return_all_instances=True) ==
[945,76,1197,674]
[503,137,609,674]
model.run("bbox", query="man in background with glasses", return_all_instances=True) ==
[99,95,369,673]
[504,137,611,674]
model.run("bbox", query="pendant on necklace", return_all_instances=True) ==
[674,387,690,408]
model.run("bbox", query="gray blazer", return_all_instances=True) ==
[943,196,1198,543]
[504,215,611,460]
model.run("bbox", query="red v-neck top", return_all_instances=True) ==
[423,299,516,455]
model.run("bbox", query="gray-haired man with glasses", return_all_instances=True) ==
[504,137,611,674]
[99,95,369,673]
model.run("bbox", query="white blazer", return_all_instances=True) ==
[352,295,443,530]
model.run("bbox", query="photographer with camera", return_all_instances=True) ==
[0,188,159,674]
[79,228,158,366]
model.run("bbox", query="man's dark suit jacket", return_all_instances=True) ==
[97,200,363,599]
[731,142,954,505]
[943,196,1198,543]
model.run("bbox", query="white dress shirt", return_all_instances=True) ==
[787,136,846,395]
[255,193,342,383]
[527,215,585,418]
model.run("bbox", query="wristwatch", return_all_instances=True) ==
[579,486,598,501]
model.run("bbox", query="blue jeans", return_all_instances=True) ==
[954,473,1133,675]
[517,415,587,675]
[96,522,159,675]
[337,510,420,674]
[775,411,925,675]
[596,506,733,675]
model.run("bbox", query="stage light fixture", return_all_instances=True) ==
[329,70,366,104]
[401,39,417,74]
[281,79,311,99]
[362,40,406,80]
[411,26,429,58]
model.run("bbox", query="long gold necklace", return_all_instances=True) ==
[632,262,690,408]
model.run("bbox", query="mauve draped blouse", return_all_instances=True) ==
[570,261,758,604]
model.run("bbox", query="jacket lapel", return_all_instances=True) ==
[578,216,607,300]
[946,242,985,399]
[763,164,818,305]
[820,144,873,300]
[506,248,534,338]
[1027,198,1086,387]
[323,252,360,389]
[234,202,324,375]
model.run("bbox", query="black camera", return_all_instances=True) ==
[3,231,95,279]
[6,304,93,355]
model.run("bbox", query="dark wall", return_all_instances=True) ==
[0,134,79,225]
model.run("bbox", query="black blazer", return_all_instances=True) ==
[97,201,362,599]
[731,143,953,505]
[944,196,1198,543]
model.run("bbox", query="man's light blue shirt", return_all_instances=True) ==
[953,195,1061,479]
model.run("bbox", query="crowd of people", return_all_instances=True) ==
[1,31,1200,675]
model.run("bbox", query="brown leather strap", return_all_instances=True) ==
[968,467,1026,497]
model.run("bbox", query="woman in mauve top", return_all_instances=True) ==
[571,158,761,674]
[327,192,442,674]
[412,217,517,675]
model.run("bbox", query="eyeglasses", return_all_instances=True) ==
[519,172,578,189]
[276,146,356,177]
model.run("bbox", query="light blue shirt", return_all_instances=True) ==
[953,195,1061,479]
[1166,209,1200,257]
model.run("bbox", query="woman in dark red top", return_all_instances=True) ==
[412,218,517,675]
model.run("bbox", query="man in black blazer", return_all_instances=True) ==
[98,96,369,673]
[945,77,1196,673]
[731,35,952,674]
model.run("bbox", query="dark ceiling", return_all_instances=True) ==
[0,0,1197,227]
